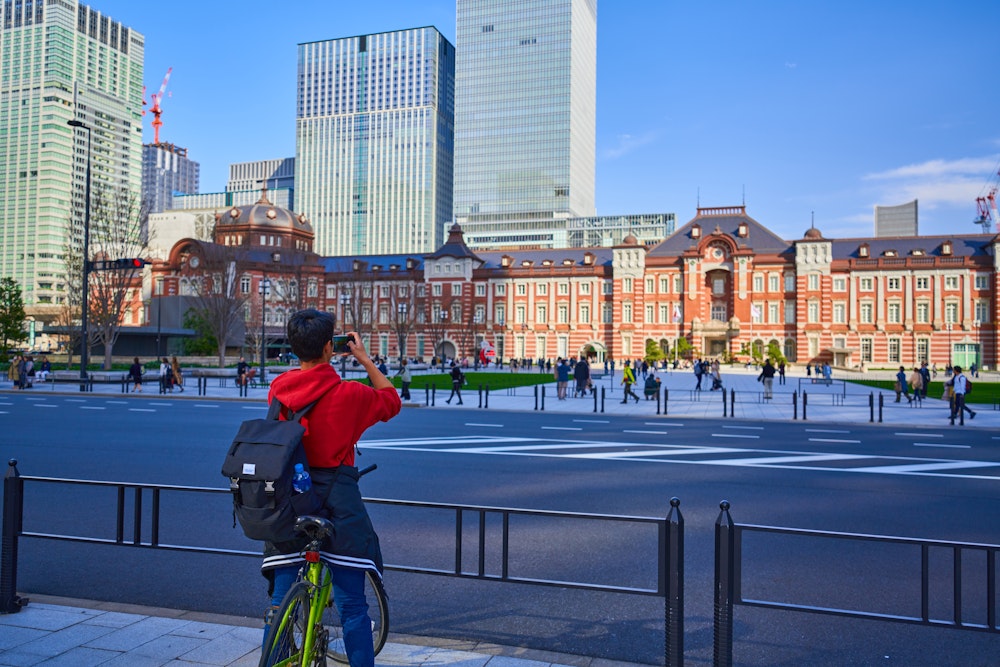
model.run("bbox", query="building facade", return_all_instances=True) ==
[453,0,597,230]
[875,199,918,237]
[149,200,998,371]
[142,142,200,214]
[0,0,144,318]
[461,212,676,250]
[227,157,294,209]
[295,27,456,257]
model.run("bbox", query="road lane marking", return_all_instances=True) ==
[699,453,872,466]
[624,430,668,435]
[912,443,971,449]
[573,419,609,423]
[647,422,685,427]
[129,408,156,412]
[573,447,741,459]
[712,433,760,439]
[148,402,172,406]
[80,406,105,410]
[194,404,220,408]
[896,432,943,437]
[542,426,582,431]
[805,429,850,434]
[105,400,127,404]
[243,406,267,410]
[853,461,995,473]
[465,423,504,428]
[64,399,86,403]
[722,425,764,430]
[808,438,861,444]
[32,404,58,408]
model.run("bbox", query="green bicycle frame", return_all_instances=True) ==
[267,553,333,667]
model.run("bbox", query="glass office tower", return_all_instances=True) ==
[454,0,597,230]
[296,27,455,256]
[0,1,144,317]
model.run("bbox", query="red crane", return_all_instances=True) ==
[974,169,999,234]
[148,67,173,144]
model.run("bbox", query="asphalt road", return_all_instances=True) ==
[2,392,1000,665]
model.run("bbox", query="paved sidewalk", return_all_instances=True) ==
[4,365,996,429]
[0,597,601,667]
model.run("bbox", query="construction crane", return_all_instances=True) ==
[974,168,999,234]
[147,67,173,144]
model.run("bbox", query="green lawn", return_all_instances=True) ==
[851,378,997,405]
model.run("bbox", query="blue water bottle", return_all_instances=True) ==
[292,463,312,494]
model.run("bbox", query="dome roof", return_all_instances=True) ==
[803,226,823,239]
[622,233,639,245]
[215,189,312,234]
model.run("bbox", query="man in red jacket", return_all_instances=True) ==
[263,309,400,667]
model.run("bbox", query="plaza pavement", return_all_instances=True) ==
[0,364,995,666]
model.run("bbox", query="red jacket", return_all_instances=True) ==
[268,363,401,468]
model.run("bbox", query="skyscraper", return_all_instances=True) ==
[453,0,597,231]
[0,1,144,318]
[142,143,200,214]
[296,27,455,256]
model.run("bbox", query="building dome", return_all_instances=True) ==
[214,187,312,234]
[622,233,639,245]
[803,226,823,239]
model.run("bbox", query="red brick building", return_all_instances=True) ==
[151,197,998,370]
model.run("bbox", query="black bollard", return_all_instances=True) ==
[878,393,884,422]
[729,388,735,418]
[722,387,728,417]
[664,388,669,415]
[478,384,483,408]
[601,386,606,413]
[534,385,539,411]
[665,497,684,667]
[803,391,808,421]
[713,500,735,667]
[485,384,489,409]
[593,385,598,413]
[425,385,430,406]
[869,392,874,422]
[432,385,436,407]
[1,459,27,613]
[541,385,546,411]
[792,390,798,420]
[656,387,661,415]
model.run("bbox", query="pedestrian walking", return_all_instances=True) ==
[446,364,464,405]
[620,360,640,404]
[694,358,704,391]
[918,361,931,399]
[946,366,976,425]
[778,361,786,385]
[908,367,923,405]
[171,356,184,392]
[159,357,172,393]
[394,359,412,400]
[129,357,143,392]
[758,359,776,399]
[894,366,912,404]
[556,358,570,400]
[573,356,590,397]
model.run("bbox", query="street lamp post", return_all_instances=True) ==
[396,303,408,364]
[259,275,271,385]
[438,310,449,371]
[67,119,91,391]
[974,318,982,374]
[339,293,351,375]
[946,322,953,370]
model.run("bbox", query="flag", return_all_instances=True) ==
[672,304,682,323]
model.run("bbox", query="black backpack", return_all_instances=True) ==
[221,398,325,543]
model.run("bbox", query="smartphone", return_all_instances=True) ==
[332,334,355,354]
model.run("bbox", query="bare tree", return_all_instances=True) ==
[183,243,252,367]
[84,185,151,369]
[387,282,419,363]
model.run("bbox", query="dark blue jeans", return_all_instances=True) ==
[268,564,374,667]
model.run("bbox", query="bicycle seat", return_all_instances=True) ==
[294,515,334,540]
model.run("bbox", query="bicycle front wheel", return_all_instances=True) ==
[259,581,313,667]
[323,569,389,665]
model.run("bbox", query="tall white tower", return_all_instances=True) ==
[296,27,456,256]
[453,0,597,229]
[0,1,144,318]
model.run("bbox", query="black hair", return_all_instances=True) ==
[286,308,334,362]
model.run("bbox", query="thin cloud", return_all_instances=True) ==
[864,157,997,181]
[602,131,660,160]
[861,156,1000,210]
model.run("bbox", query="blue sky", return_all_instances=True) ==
[95,0,1000,240]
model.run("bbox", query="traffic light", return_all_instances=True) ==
[114,258,148,269]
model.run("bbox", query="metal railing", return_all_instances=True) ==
[713,500,999,667]
[1,460,684,666]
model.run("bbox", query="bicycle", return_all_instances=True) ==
[259,478,388,666]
